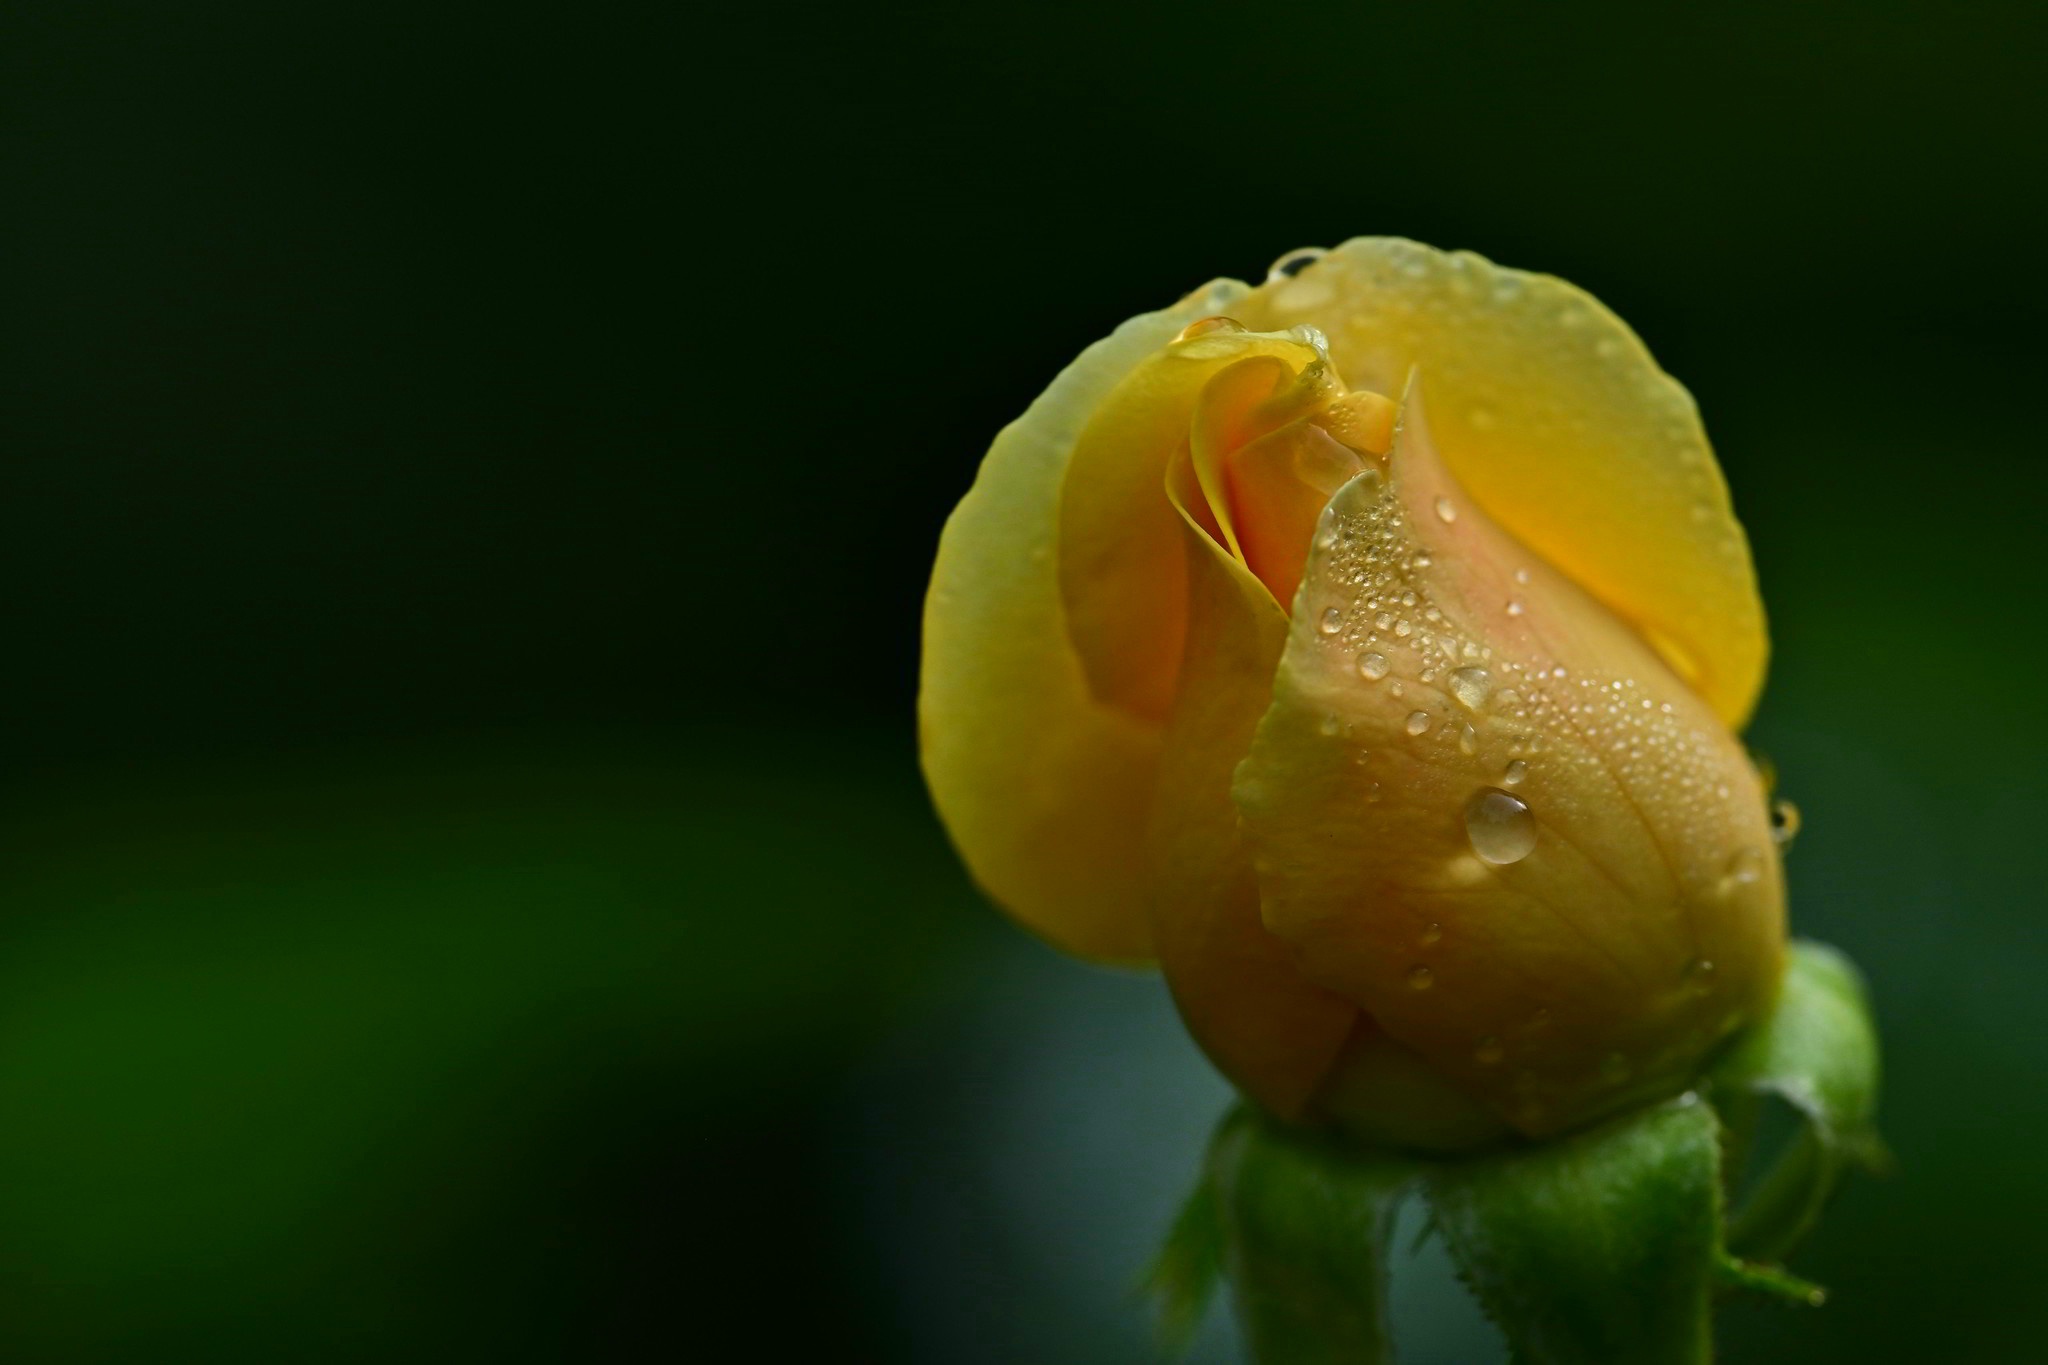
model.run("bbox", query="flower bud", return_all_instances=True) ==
[920,239,1784,1148]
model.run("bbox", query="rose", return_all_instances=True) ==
[920,238,1784,1149]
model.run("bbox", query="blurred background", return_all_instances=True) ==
[0,0,2041,1359]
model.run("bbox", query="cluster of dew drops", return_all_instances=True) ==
[1301,467,1801,1077]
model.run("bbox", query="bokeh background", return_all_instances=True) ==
[2,1,2042,1359]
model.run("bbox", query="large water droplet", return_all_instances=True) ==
[1433,495,1457,524]
[1174,315,1244,342]
[1448,666,1492,710]
[1405,711,1431,736]
[1266,248,1326,280]
[1406,965,1435,991]
[1502,759,1528,786]
[1463,787,1536,864]
[1318,607,1342,635]
[1357,650,1390,681]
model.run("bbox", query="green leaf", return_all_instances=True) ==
[1205,1106,1421,1365]
[1427,1096,1722,1365]
[1710,940,1885,1261]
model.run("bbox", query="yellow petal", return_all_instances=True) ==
[1231,240,1767,728]
[1059,328,1320,721]
[1232,384,1785,1136]
[919,280,1246,962]
[1147,445,1357,1116]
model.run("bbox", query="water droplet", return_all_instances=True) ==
[1514,567,1531,585]
[1357,651,1390,681]
[1410,552,1433,568]
[1319,714,1342,737]
[1405,711,1431,736]
[1448,666,1492,710]
[1684,957,1718,992]
[1725,847,1764,886]
[1474,1036,1505,1065]
[1266,248,1326,280]
[1393,619,1413,638]
[1505,599,1524,617]
[1318,607,1342,635]
[1406,964,1435,991]
[1770,797,1801,848]
[1173,315,1245,342]
[1458,722,1478,755]
[1419,921,1443,947]
[1503,759,1528,786]
[1433,495,1458,524]
[1374,611,1394,630]
[1463,787,1537,864]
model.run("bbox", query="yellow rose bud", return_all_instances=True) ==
[920,239,1785,1149]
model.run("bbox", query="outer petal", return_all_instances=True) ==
[1232,385,1785,1136]
[919,280,1245,961]
[1148,449,1357,1117]
[1231,239,1768,727]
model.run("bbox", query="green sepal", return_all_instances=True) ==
[1715,1254,1828,1308]
[1196,1105,1421,1364]
[1145,1173,1225,1351]
[1709,940,1885,1262]
[1426,1096,1722,1365]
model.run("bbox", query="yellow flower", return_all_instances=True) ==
[920,239,1785,1149]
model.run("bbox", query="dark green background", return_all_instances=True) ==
[0,1,2038,1359]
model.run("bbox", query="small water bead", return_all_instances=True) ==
[1357,650,1390,681]
[1405,711,1431,736]
[1318,607,1343,635]
[1770,797,1802,848]
[1725,846,1764,886]
[1502,759,1528,786]
[1267,248,1326,280]
[1401,590,1418,607]
[1419,921,1444,947]
[1406,965,1435,991]
[1410,552,1433,568]
[1433,495,1457,523]
[1174,315,1244,342]
[1463,787,1537,864]
[1684,957,1718,993]
[1394,619,1413,638]
[1474,1036,1505,1065]
[1448,666,1492,710]
[1514,567,1531,585]
[1319,714,1343,737]
[1505,599,1525,617]
[1458,722,1479,755]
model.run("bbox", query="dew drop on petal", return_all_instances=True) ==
[1770,797,1802,848]
[1463,787,1537,864]
[1433,495,1457,524]
[1419,921,1443,947]
[1448,666,1492,710]
[1357,650,1390,681]
[1318,607,1343,635]
[1266,248,1326,280]
[1405,711,1431,736]
[1505,599,1524,617]
[1174,315,1245,342]
[1503,759,1528,786]
[1406,965,1435,991]
[1684,957,1718,993]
